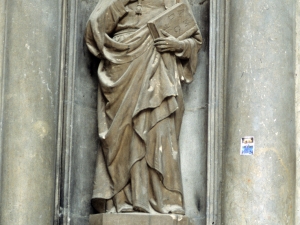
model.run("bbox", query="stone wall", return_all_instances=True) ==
[0,0,299,224]
[0,0,210,225]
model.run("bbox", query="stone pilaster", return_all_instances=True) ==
[0,1,62,224]
[295,0,300,223]
[222,0,296,224]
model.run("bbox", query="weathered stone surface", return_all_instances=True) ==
[89,213,195,225]
[0,0,6,192]
[0,0,62,224]
[59,1,99,224]
[223,0,296,224]
[180,1,208,223]
[206,0,226,223]
[296,0,300,224]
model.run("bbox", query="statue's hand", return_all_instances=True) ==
[154,30,185,53]
[120,0,138,6]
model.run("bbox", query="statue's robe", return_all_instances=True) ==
[85,0,202,214]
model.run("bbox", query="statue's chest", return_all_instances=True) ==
[119,0,179,29]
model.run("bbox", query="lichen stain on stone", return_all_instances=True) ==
[255,147,288,173]
[33,121,49,138]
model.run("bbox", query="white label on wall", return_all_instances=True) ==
[240,136,254,155]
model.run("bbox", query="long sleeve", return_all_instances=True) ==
[175,32,202,59]
[175,31,202,83]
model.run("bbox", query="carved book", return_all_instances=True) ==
[147,3,198,40]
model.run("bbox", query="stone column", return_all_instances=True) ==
[222,0,296,224]
[0,1,62,224]
[295,0,300,223]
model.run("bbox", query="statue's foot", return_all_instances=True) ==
[119,203,134,213]
[133,205,149,213]
[120,207,134,213]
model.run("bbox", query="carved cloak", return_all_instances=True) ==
[85,0,202,214]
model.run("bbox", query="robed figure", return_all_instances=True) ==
[85,0,202,214]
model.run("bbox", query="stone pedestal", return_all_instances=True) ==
[89,214,195,225]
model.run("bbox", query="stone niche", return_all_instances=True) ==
[59,0,210,225]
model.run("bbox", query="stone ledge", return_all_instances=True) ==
[89,213,195,225]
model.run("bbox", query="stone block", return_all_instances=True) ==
[89,213,195,225]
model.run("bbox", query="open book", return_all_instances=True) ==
[147,3,198,41]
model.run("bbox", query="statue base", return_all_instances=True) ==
[89,213,195,225]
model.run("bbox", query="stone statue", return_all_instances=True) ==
[85,0,202,215]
